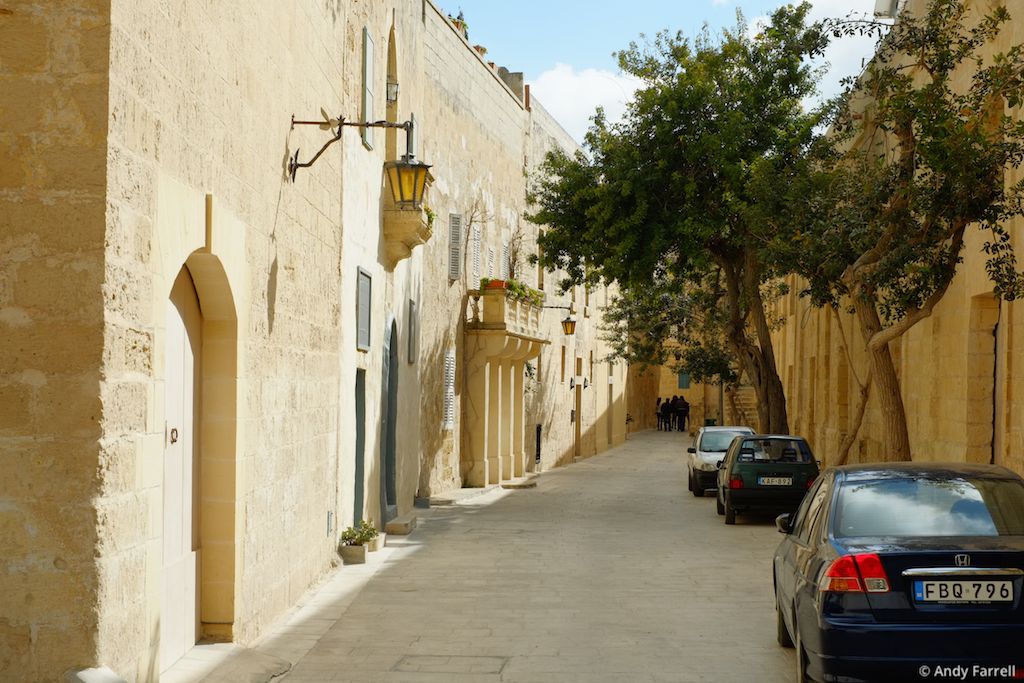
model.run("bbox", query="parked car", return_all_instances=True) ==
[716,435,818,525]
[687,425,754,497]
[773,463,1024,683]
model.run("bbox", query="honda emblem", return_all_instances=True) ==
[954,554,971,567]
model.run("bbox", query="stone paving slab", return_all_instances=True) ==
[167,430,796,682]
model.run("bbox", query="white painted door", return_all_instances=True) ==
[161,271,201,671]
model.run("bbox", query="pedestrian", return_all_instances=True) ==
[670,395,683,432]
[680,396,690,432]
[660,397,673,432]
[656,397,664,431]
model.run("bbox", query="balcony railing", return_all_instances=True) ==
[466,288,544,340]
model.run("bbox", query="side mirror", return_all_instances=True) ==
[687,447,696,454]
[776,513,793,534]
[716,460,724,469]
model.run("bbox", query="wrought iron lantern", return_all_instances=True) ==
[560,315,577,335]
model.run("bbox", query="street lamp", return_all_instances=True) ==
[543,304,576,335]
[288,112,432,208]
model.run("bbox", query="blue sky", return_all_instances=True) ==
[438,0,883,143]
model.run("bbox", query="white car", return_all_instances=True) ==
[686,425,754,497]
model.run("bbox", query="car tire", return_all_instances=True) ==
[724,497,736,525]
[776,596,794,648]
[716,492,725,515]
[691,476,703,497]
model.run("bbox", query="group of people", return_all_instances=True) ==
[657,395,690,432]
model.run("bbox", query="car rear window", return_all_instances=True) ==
[735,438,812,463]
[834,477,1024,537]
[699,430,749,453]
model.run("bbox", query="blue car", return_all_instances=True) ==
[773,463,1024,682]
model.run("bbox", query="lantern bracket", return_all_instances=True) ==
[287,113,415,182]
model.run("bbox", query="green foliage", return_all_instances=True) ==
[340,519,378,547]
[478,277,544,307]
[527,4,826,430]
[773,0,1024,319]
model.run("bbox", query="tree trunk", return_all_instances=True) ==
[852,296,911,461]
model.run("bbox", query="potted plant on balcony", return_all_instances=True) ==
[480,277,507,291]
[338,519,379,565]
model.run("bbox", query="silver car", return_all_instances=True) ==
[687,425,754,496]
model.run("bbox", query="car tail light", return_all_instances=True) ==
[854,553,891,593]
[728,476,744,489]
[806,477,816,489]
[819,553,891,593]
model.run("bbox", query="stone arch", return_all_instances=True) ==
[385,24,400,160]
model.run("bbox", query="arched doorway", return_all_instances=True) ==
[379,320,399,525]
[161,267,202,670]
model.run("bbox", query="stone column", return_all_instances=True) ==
[486,359,503,485]
[511,360,526,477]
[461,351,491,487]
[500,360,516,481]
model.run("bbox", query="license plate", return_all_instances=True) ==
[913,580,1014,603]
[758,476,792,486]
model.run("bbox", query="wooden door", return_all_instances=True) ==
[161,270,201,671]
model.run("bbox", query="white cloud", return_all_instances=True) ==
[530,64,643,145]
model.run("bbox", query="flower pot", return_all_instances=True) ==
[339,544,366,565]
[367,535,383,552]
[484,279,507,290]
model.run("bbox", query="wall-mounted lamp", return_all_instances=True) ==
[386,80,400,104]
[288,112,433,209]
[569,377,575,390]
[583,377,590,389]
[543,304,576,335]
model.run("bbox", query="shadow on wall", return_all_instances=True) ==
[416,328,462,498]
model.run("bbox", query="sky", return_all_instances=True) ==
[439,0,885,143]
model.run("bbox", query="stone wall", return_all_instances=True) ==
[0,2,110,678]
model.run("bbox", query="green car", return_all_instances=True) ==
[715,435,818,525]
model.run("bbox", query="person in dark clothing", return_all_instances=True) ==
[656,397,665,431]
[670,395,684,431]
[680,397,690,432]
[660,397,674,431]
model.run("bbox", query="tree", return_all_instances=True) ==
[529,3,828,433]
[769,0,1024,460]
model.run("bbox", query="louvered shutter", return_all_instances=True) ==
[443,350,456,429]
[501,241,510,280]
[356,268,371,350]
[472,227,481,280]
[487,247,494,278]
[448,214,462,280]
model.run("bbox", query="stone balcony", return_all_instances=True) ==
[462,287,549,488]
[465,287,544,343]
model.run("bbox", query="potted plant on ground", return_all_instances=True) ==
[338,519,379,565]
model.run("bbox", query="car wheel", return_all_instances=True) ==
[691,476,703,497]
[724,497,736,525]
[716,491,725,515]
[776,596,794,648]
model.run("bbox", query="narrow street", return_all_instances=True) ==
[174,429,796,682]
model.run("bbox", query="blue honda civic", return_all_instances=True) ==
[773,463,1024,682]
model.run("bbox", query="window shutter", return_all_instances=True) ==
[501,241,510,280]
[678,372,690,389]
[407,299,418,364]
[448,214,462,280]
[356,268,372,351]
[487,247,494,278]
[361,28,375,148]
[472,227,481,280]
[443,350,456,429]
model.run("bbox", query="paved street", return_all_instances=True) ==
[171,429,795,682]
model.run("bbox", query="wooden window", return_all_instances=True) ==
[487,247,495,278]
[448,214,463,280]
[501,240,510,280]
[361,28,375,149]
[560,346,566,384]
[443,350,456,429]
[356,267,372,351]
[678,372,690,389]
[537,231,545,291]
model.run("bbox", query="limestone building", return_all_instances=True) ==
[771,0,1024,472]
[0,1,627,679]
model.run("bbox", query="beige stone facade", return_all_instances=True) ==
[771,0,1024,470]
[0,1,628,680]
